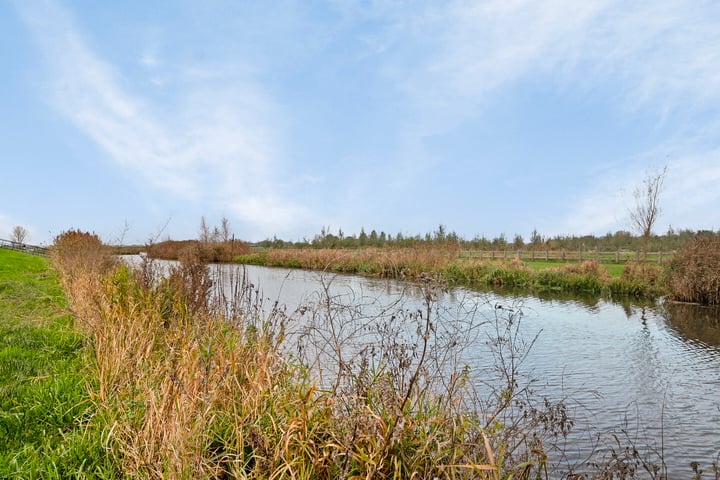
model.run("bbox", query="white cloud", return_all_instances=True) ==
[369,0,720,233]
[15,0,310,238]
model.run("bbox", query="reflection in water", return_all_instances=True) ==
[662,301,720,347]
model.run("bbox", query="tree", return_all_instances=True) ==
[629,166,667,262]
[10,225,28,244]
[512,233,525,250]
[220,216,231,242]
[199,216,211,243]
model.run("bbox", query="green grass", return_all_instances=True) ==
[0,249,116,478]
[523,260,626,277]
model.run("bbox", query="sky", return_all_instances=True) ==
[2,0,720,246]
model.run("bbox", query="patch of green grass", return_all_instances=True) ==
[0,249,117,478]
[523,260,625,277]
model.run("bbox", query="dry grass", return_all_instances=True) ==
[148,239,251,263]
[666,236,720,305]
[264,246,457,278]
[52,232,580,479]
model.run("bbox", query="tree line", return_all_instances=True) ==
[256,225,716,252]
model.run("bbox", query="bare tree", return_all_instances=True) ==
[629,166,667,263]
[220,216,231,243]
[199,216,211,243]
[10,225,28,244]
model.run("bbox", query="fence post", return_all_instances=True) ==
[615,251,619,262]
[658,252,663,264]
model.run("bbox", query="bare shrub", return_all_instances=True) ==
[51,229,117,283]
[666,235,720,305]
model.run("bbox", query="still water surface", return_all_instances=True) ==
[231,263,720,475]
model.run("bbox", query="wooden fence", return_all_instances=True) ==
[0,238,48,257]
[457,250,672,264]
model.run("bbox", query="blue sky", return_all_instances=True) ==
[2,0,720,245]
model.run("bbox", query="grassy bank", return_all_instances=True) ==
[0,249,114,478]
[234,247,663,298]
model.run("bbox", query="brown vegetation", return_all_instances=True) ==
[147,238,250,262]
[666,235,720,305]
[51,231,581,478]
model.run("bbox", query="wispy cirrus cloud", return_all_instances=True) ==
[361,0,720,233]
[370,0,720,122]
[15,0,309,237]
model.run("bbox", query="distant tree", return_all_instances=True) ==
[220,216,231,242]
[369,230,378,246]
[530,228,542,249]
[359,228,368,247]
[513,233,524,250]
[629,166,667,262]
[199,216,211,243]
[10,225,28,244]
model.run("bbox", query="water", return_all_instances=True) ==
[125,257,720,475]
[232,263,720,476]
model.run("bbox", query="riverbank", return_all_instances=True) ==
[48,230,660,478]
[0,249,114,477]
[233,247,664,298]
[8,232,712,477]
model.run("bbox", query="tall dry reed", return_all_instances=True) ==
[666,235,720,305]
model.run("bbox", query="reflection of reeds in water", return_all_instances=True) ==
[663,301,720,346]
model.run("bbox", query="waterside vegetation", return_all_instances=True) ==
[45,229,573,478]
[235,247,665,298]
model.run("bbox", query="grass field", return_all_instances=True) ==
[0,249,114,478]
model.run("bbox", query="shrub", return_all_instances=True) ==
[147,239,251,262]
[52,229,116,280]
[666,236,720,305]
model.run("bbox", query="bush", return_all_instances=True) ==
[666,235,720,305]
[52,229,116,279]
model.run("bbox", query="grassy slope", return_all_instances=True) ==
[0,249,114,478]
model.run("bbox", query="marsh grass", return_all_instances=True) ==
[236,248,661,299]
[666,236,720,305]
[49,233,589,479]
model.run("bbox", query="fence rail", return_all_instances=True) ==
[457,250,672,264]
[0,238,48,257]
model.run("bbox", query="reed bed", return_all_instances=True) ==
[236,248,663,298]
[51,232,581,479]
[666,236,720,305]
